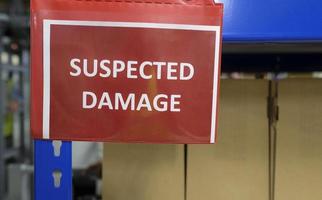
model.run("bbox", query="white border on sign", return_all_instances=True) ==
[43,20,221,143]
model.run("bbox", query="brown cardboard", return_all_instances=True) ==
[187,80,269,200]
[276,79,322,200]
[103,144,184,200]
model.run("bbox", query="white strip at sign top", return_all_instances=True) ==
[43,20,51,139]
[210,27,221,144]
[42,20,221,142]
[44,20,219,31]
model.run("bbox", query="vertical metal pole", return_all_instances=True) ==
[34,140,72,200]
[22,49,33,200]
[19,65,26,161]
[19,50,30,161]
[0,61,6,200]
[268,80,278,200]
[22,50,31,160]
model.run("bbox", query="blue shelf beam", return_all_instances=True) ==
[34,140,72,200]
[219,0,322,42]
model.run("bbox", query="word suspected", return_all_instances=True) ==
[70,58,195,80]
[70,58,196,112]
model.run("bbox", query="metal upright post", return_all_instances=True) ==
[268,80,278,200]
[34,140,72,200]
[0,57,5,200]
[22,50,31,160]
[19,50,30,160]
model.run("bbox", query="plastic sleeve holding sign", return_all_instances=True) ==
[31,0,223,144]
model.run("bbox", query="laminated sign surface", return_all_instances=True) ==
[31,0,223,143]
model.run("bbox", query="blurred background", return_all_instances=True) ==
[0,2,102,200]
[0,0,31,199]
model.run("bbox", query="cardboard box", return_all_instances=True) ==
[276,79,322,200]
[103,144,184,200]
[187,80,269,200]
[102,79,322,200]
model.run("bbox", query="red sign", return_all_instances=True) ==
[31,0,223,143]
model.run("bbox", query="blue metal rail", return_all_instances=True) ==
[220,0,322,42]
[34,140,72,200]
